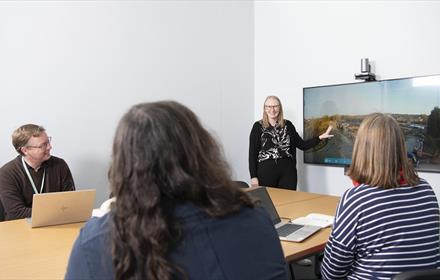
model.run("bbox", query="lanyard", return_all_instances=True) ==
[22,157,46,194]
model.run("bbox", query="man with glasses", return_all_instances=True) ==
[0,124,75,220]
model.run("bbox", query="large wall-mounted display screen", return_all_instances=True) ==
[303,75,440,172]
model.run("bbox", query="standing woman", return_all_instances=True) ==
[65,101,288,280]
[320,113,440,279]
[249,96,332,190]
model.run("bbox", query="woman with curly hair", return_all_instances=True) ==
[65,101,287,280]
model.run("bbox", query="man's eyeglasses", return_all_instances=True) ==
[265,105,280,110]
[26,137,52,150]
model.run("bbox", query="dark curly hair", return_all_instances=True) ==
[109,101,253,280]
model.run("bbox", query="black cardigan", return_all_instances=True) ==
[248,120,320,178]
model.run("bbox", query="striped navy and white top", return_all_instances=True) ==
[321,179,440,280]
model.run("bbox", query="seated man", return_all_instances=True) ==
[0,124,75,220]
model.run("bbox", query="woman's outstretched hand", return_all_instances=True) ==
[319,125,334,140]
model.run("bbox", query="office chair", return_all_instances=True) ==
[0,199,5,222]
[392,268,440,280]
[233,181,250,188]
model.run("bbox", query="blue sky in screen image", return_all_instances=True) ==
[304,77,440,119]
[383,79,440,115]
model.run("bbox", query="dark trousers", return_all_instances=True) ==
[257,158,297,190]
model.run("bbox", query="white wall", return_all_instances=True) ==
[255,1,440,197]
[0,1,254,206]
[5,1,438,205]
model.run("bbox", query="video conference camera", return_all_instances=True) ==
[355,58,376,81]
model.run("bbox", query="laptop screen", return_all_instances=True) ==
[247,187,282,225]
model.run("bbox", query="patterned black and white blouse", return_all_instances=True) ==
[248,120,320,178]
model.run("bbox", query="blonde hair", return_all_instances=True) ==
[347,113,419,188]
[262,96,285,128]
[12,124,45,155]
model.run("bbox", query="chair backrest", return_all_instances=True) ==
[233,181,249,188]
[0,198,5,222]
[392,269,440,280]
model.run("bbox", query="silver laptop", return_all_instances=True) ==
[247,186,321,242]
[27,189,96,228]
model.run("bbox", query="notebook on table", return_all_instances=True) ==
[27,189,96,228]
[246,186,321,242]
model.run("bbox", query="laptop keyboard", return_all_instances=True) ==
[277,223,303,237]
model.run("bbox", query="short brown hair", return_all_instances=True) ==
[12,124,46,155]
[262,95,285,128]
[347,113,419,188]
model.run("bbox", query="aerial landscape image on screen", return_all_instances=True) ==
[303,76,440,172]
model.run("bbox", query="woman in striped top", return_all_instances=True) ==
[321,113,440,280]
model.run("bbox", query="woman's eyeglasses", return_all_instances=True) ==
[264,105,280,110]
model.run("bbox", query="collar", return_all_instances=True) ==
[351,170,408,187]
[20,156,50,172]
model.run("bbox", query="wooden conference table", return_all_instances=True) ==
[0,188,340,279]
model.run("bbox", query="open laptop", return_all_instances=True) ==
[27,189,96,228]
[247,186,321,242]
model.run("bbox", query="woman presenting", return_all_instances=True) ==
[249,96,333,190]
